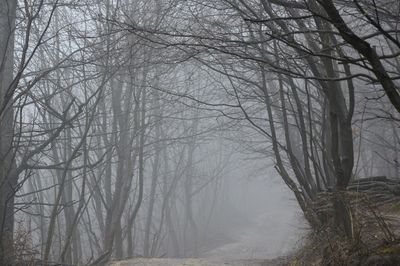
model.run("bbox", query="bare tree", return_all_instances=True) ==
[0,0,17,263]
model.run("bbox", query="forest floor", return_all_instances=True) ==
[108,202,306,266]
[108,182,400,266]
[108,257,288,266]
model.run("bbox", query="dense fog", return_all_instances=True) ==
[1,0,400,265]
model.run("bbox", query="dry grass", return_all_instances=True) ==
[286,192,400,266]
[12,220,40,266]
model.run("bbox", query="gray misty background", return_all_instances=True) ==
[1,0,399,265]
[179,147,306,260]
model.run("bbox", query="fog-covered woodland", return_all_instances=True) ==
[1,0,400,265]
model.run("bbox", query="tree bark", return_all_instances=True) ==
[0,1,16,264]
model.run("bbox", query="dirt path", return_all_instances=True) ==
[108,209,304,265]
[202,210,304,260]
[109,257,285,266]
[108,185,306,266]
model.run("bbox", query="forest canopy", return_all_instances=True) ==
[0,0,399,265]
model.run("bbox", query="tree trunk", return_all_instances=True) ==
[144,90,162,257]
[0,0,16,264]
[320,0,400,114]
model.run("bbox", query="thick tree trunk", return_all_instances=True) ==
[0,0,16,264]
